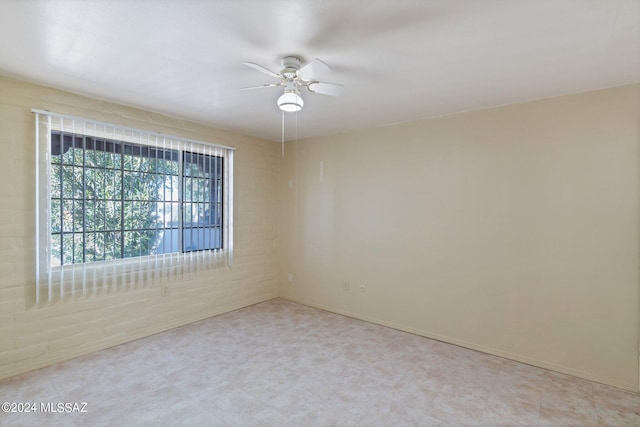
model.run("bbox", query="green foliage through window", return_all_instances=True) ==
[50,131,223,266]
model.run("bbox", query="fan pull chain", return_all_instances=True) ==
[281,110,285,157]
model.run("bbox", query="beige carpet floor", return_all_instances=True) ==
[1,298,638,426]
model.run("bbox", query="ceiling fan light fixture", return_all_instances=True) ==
[243,56,341,113]
[277,90,304,112]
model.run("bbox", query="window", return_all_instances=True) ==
[34,111,234,302]
[50,132,224,265]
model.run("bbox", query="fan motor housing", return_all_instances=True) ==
[281,56,302,78]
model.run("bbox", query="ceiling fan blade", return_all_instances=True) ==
[243,62,281,79]
[240,83,283,90]
[297,58,331,80]
[307,81,343,96]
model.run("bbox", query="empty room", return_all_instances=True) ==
[0,0,639,426]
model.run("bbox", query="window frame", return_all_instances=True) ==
[49,132,226,266]
[34,110,234,298]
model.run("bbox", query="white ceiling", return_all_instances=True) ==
[0,0,638,142]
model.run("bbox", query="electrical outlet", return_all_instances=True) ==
[343,281,349,291]
[359,284,366,292]
[288,273,293,283]
[161,286,169,297]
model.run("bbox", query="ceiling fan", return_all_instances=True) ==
[241,56,343,112]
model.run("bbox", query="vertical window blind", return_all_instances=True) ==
[33,110,234,304]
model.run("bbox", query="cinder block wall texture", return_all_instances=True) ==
[0,76,280,379]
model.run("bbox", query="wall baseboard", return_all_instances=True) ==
[1,295,276,381]
[281,296,639,394]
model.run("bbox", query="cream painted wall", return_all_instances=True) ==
[279,84,640,392]
[0,76,280,380]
